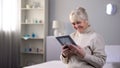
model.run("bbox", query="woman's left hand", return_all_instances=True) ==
[68,44,85,58]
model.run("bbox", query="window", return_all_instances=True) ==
[0,0,18,32]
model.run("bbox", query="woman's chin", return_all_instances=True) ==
[77,30,84,33]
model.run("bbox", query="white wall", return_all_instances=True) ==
[48,0,120,45]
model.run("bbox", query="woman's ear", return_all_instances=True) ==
[85,20,90,26]
[85,20,88,23]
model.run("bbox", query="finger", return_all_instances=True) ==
[77,46,82,49]
[69,50,74,53]
[62,50,70,56]
[62,45,69,49]
[62,44,67,47]
[68,45,76,50]
[62,48,70,54]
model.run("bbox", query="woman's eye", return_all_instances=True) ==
[72,23,75,25]
[77,22,81,24]
[72,21,81,25]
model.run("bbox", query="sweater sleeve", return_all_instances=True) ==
[60,53,69,64]
[83,34,107,68]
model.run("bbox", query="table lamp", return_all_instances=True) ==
[52,20,59,36]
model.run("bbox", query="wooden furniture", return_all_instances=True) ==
[20,0,48,67]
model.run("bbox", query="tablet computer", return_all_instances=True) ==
[56,35,77,46]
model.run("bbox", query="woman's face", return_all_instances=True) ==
[70,20,89,33]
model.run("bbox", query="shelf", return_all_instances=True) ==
[22,37,44,40]
[21,8,44,10]
[21,23,44,25]
[22,52,44,55]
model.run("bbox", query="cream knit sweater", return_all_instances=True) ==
[60,27,107,68]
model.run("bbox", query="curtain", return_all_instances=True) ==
[0,0,20,68]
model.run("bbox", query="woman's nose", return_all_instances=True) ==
[74,24,79,28]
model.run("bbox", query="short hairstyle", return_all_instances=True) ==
[69,7,88,22]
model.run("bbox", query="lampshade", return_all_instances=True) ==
[106,3,117,15]
[52,20,59,29]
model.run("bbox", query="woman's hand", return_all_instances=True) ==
[61,45,74,58]
[68,45,86,58]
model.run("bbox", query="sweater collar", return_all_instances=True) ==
[76,26,94,36]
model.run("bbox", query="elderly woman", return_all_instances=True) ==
[60,7,107,68]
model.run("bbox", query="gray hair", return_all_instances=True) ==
[69,7,88,22]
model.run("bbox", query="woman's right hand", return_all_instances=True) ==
[62,45,74,58]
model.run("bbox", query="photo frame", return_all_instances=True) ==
[56,35,77,46]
